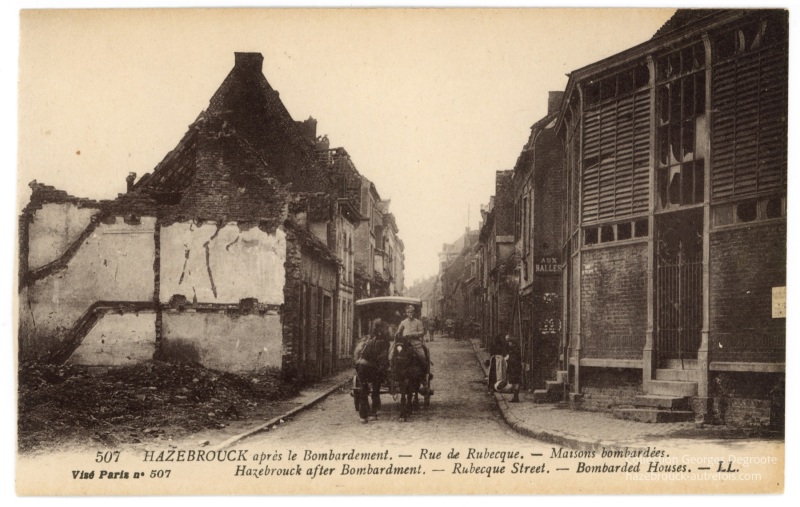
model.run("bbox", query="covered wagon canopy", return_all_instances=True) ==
[355,296,421,307]
[355,296,422,337]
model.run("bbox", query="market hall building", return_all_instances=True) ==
[556,10,786,426]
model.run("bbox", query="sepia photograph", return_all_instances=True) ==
[7,2,793,497]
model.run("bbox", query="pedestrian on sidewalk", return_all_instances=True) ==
[505,335,522,403]
[487,333,507,392]
[490,332,507,357]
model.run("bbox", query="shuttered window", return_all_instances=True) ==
[582,64,650,223]
[711,13,788,200]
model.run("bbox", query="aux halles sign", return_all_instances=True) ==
[534,257,562,275]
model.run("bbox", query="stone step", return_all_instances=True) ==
[655,368,699,382]
[634,395,690,410]
[614,408,695,423]
[545,380,567,392]
[555,370,569,384]
[533,389,562,403]
[661,359,698,369]
[646,380,698,397]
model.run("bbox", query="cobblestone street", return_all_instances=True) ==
[243,337,538,449]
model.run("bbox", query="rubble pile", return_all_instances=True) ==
[18,360,297,452]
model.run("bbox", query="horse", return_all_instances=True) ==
[353,320,390,423]
[388,338,426,422]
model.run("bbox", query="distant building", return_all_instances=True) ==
[476,171,516,350]
[405,275,437,319]
[509,92,564,391]
[438,229,479,322]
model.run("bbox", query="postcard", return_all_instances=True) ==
[14,7,787,495]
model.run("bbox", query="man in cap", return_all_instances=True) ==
[390,304,431,374]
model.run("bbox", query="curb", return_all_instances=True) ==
[468,339,621,452]
[210,375,352,451]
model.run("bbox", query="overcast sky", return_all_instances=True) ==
[14,7,716,286]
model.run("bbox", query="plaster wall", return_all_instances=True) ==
[20,216,156,356]
[160,222,285,304]
[162,312,283,372]
[67,312,157,366]
[27,202,98,270]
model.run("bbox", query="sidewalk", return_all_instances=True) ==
[206,369,353,450]
[208,339,780,453]
[469,338,782,452]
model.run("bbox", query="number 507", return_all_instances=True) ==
[95,451,121,463]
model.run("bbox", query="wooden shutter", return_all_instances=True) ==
[757,48,789,192]
[582,89,651,223]
[614,96,635,217]
[712,45,788,199]
[582,110,600,223]
[632,91,651,214]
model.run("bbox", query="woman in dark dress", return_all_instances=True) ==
[505,335,522,402]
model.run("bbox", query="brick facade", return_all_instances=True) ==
[580,244,648,360]
[577,368,644,412]
[555,10,786,427]
[709,223,786,363]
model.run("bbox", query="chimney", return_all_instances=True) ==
[296,117,318,143]
[548,91,565,115]
[234,52,264,73]
[126,172,136,193]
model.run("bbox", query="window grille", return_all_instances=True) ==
[655,212,703,360]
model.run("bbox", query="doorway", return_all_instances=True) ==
[655,209,703,365]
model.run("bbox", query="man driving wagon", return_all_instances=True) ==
[389,304,431,376]
[351,297,433,421]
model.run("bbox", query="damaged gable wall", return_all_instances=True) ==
[19,188,158,364]
[150,121,292,373]
[20,52,399,382]
[159,221,286,372]
[19,188,291,373]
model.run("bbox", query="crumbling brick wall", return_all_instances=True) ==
[710,371,784,429]
[578,367,644,412]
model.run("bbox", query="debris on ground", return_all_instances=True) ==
[17,360,299,453]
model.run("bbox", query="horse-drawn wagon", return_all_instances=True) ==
[350,296,433,422]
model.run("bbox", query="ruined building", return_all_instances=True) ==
[314,142,406,299]
[18,52,402,382]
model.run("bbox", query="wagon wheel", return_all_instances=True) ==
[423,375,431,406]
[352,375,361,411]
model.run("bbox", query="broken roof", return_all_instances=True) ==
[134,52,335,212]
[651,9,726,39]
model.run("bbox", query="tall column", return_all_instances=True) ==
[643,55,657,390]
[694,33,714,423]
